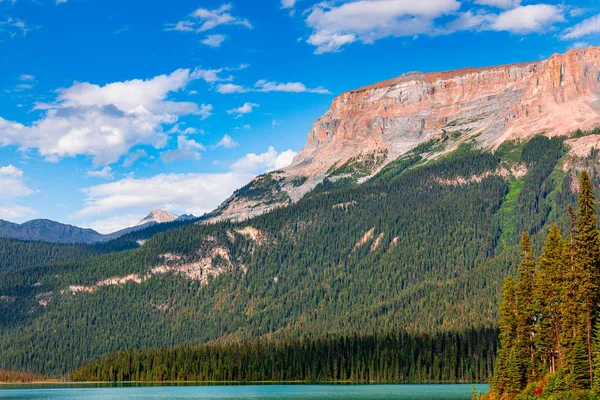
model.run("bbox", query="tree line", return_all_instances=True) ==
[489,171,600,399]
[72,330,496,383]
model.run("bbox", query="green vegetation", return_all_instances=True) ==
[72,330,496,383]
[497,179,525,248]
[488,172,600,399]
[0,134,597,381]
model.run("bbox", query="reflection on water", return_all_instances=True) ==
[0,383,488,400]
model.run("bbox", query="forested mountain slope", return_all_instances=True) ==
[2,131,598,376]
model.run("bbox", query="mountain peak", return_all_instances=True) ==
[211,46,600,223]
[136,209,178,227]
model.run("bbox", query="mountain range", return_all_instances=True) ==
[0,209,190,244]
[1,47,600,378]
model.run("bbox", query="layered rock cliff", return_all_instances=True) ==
[212,46,600,222]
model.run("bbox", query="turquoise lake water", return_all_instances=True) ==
[0,384,488,399]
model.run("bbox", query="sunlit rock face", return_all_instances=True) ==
[212,47,600,222]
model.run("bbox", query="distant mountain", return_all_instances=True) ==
[135,209,178,227]
[0,209,194,244]
[0,219,104,244]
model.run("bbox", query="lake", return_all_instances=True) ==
[0,384,488,399]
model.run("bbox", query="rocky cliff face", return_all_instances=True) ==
[213,47,600,222]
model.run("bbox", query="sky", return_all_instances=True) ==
[0,0,599,233]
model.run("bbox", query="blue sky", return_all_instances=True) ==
[0,0,599,233]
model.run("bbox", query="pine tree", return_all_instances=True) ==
[574,171,600,387]
[507,345,523,398]
[492,276,518,396]
[561,206,581,371]
[592,317,600,394]
[516,232,537,382]
[534,225,564,374]
[572,336,590,389]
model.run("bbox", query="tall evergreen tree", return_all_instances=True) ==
[592,317,600,393]
[574,171,600,386]
[573,336,591,389]
[516,231,537,382]
[561,206,580,371]
[492,276,518,396]
[534,225,564,374]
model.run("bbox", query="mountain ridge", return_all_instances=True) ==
[0,209,193,244]
[212,46,600,222]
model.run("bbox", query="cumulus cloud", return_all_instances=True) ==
[489,4,565,34]
[85,214,144,234]
[0,165,33,198]
[201,34,227,47]
[86,166,114,180]
[0,165,35,221]
[74,146,297,229]
[0,68,212,166]
[161,136,206,163]
[281,0,296,8]
[19,74,35,81]
[230,146,296,172]
[214,134,239,149]
[216,83,249,94]
[227,102,259,118]
[122,149,148,167]
[76,171,255,219]
[166,4,251,33]
[304,0,460,53]
[562,14,600,40]
[0,205,36,221]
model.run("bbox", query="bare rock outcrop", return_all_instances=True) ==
[212,47,600,222]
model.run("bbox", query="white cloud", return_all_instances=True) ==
[56,0,68,4]
[227,102,259,118]
[201,34,227,47]
[305,0,460,53]
[0,17,29,38]
[255,80,331,94]
[87,166,114,180]
[0,165,33,198]
[85,214,142,234]
[475,0,520,9]
[122,149,148,167]
[74,146,297,230]
[230,146,296,172]
[0,68,211,166]
[161,135,206,163]
[0,165,24,178]
[281,0,296,8]
[490,5,564,34]
[446,11,495,31]
[571,41,590,49]
[167,124,204,135]
[198,104,213,119]
[19,74,35,81]
[217,80,331,94]
[0,205,36,221]
[166,4,251,33]
[191,67,233,83]
[216,83,249,94]
[562,14,600,40]
[76,171,255,219]
[214,134,239,149]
